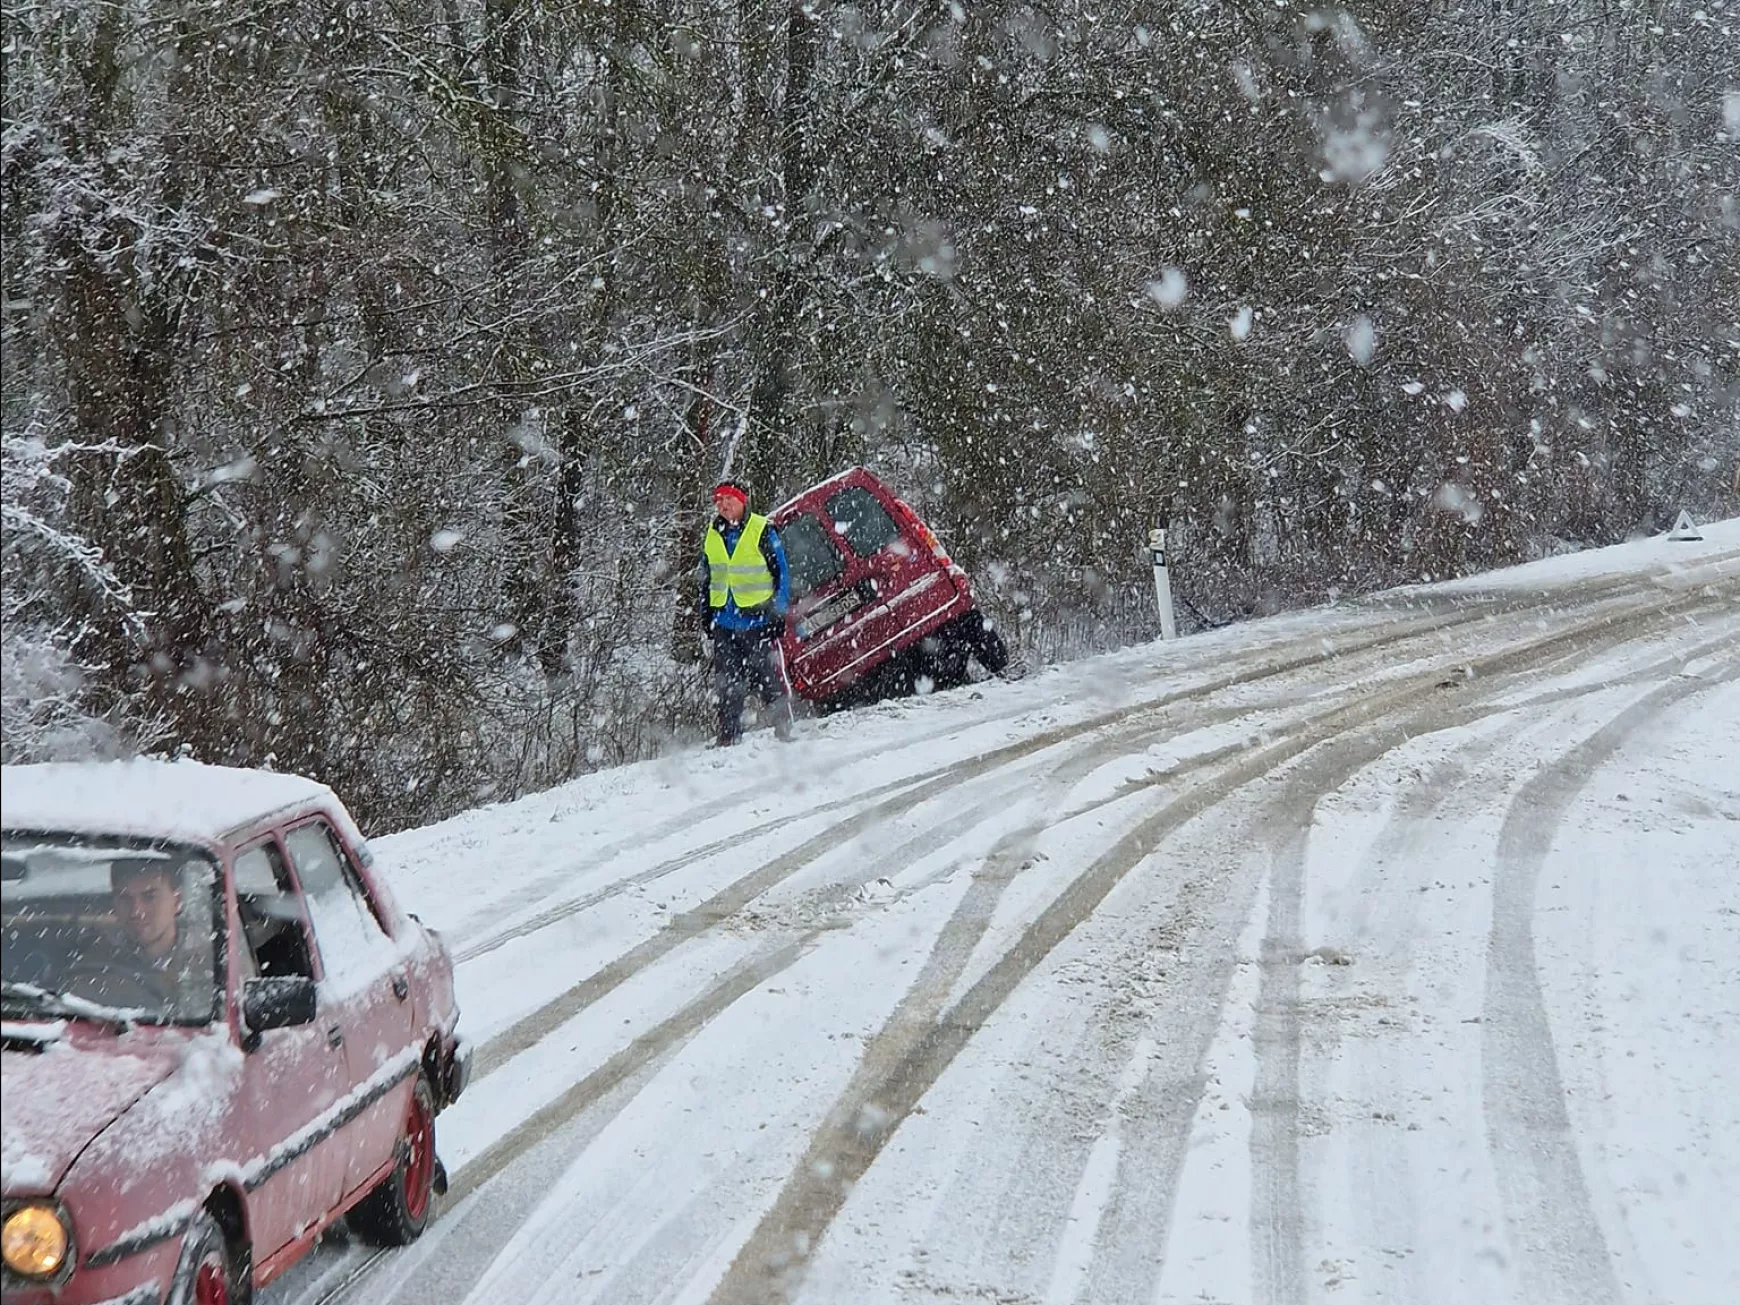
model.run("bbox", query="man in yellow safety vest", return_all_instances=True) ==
[699,480,795,745]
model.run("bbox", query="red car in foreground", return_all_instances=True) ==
[1,761,469,1305]
[771,467,1010,707]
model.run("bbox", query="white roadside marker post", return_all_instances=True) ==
[1149,523,1178,642]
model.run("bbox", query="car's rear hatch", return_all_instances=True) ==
[773,469,971,700]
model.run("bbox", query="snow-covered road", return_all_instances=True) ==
[265,524,1739,1305]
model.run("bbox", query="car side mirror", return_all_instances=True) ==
[242,976,316,1048]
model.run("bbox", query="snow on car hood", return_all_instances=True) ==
[0,1025,183,1194]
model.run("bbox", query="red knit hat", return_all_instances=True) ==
[712,482,748,508]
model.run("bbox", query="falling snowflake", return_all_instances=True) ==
[1433,482,1484,524]
[1344,315,1376,365]
[1319,119,1390,184]
[1145,268,1189,309]
[209,454,258,486]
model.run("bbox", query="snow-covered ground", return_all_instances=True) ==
[267,521,1740,1305]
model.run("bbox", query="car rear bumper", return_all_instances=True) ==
[788,586,974,700]
[438,1034,471,1108]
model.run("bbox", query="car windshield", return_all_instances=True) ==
[779,512,846,600]
[825,486,904,558]
[1,833,222,1025]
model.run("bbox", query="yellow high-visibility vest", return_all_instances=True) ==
[704,513,775,609]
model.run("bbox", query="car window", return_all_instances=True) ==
[779,512,846,600]
[825,486,903,558]
[234,841,315,980]
[0,833,222,1025]
[284,821,396,992]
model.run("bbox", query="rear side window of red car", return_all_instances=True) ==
[780,512,846,600]
[825,486,903,557]
[284,821,396,991]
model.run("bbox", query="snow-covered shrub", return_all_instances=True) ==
[0,428,156,761]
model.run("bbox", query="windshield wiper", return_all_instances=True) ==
[0,980,138,1031]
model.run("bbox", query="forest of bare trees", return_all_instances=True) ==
[4,0,1736,828]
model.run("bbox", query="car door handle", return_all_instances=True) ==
[391,974,409,1001]
[327,1025,345,1049]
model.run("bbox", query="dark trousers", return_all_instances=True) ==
[711,625,791,745]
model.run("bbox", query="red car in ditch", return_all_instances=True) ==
[771,467,1010,707]
[1,761,469,1305]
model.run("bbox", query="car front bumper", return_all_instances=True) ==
[1,1247,172,1305]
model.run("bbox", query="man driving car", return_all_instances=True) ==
[108,858,216,1018]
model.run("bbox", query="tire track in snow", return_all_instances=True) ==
[449,599,1522,962]
[463,602,1527,1076]
[722,588,1731,1305]
[1301,629,1733,1301]
[450,937,811,1204]
[1243,699,1513,1305]
[448,602,1698,1305]
[692,587,1731,1304]
[431,729,1294,1301]
[441,673,1255,952]
[461,700,1314,1180]
[438,684,1420,1304]
[459,567,1692,972]
[1125,601,1740,1305]
[1481,657,1738,1305]
[1243,599,1737,1305]
[1057,695,1550,1305]
[451,769,940,961]
[1317,676,1662,1304]
[1341,620,1740,953]
[439,702,1250,1249]
[1325,735,1513,1305]
[468,749,1071,1077]
[420,719,1227,1303]
[442,555,1728,959]
[439,691,1109,948]
[704,660,1483,1305]
[298,575,1720,1305]
[1117,612,1729,1305]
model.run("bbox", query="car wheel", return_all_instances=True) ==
[966,614,1010,675]
[921,636,971,690]
[168,1210,242,1305]
[350,1078,438,1246]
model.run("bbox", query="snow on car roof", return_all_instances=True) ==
[772,465,875,517]
[0,760,335,846]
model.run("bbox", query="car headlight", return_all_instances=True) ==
[2,1202,71,1279]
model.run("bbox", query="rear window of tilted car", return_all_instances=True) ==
[825,487,903,558]
[780,513,846,600]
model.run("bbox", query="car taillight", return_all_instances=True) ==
[916,522,951,566]
[894,497,953,566]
